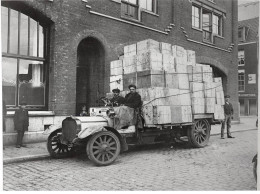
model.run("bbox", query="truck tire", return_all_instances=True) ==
[86,131,121,166]
[47,129,74,158]
[187,119,210,148]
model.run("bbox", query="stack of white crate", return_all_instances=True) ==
[109,39,225,125]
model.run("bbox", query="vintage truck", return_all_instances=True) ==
[43,101,220,166]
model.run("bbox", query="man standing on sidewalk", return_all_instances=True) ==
[14,102,29,148]
[221,95,235,139]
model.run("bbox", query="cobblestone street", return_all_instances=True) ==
[3,130,257,191]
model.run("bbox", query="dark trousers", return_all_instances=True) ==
[16,130,25,146]
[221,114,232,137]
[16,124,28,146]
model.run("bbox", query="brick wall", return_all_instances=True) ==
[3,0,239,119]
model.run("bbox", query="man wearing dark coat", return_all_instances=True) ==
[221,95,234,139]
[124,85,142,109]
[14,102,29,148]
[124,84,143,130]
[110,88,125,107]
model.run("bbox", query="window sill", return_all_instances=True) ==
[110,0,121,4]
[192,27,203,32]
[214,34,224,39]
[6,111,55,117]
[141,9,159,17]
[121,16,143,24]
[238,65,245,67]
[202,40,215,45]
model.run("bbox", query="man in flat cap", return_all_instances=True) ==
[14,101,29,148]
[221,95,234,139]
[110,88,125,107]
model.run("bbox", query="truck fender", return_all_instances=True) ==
[43,125,62,135]
[104,126,128,152]
[77,125,106,139]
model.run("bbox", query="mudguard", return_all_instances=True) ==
[43,124,62,135]
[77,124,107,139]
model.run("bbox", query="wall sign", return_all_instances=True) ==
[248,74,256,84]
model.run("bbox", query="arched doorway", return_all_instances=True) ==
[76,37,105,115]
[212,66,227,94]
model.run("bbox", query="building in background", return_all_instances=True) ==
[238,1,259,116]
[1,0,238,145]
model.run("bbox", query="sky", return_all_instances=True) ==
[238,0,259,5]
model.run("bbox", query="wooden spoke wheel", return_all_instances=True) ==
[86,131,121,166]
[47,130,73,158]
[188,119,210,148]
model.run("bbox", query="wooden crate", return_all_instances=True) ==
[160,42,172,55]
[123,72,137,90]
[137,70,165,88]
[190,82,204,98]
[165,73,189,90]
[214,77,222,83]
[124,43,137,57]
[204,82,216,98]
[205,98,215,113]
[162,54,175,73]
[216,90,225,105]
[142,105,171,125]
[214,104,225,120]
[110,60,123,76]
[179,89,192,106]
[187,65,203,82]
[136,51,163,71]
[175,64,187,73]
[137,39,160,54]
[191,97,205,114]
[136,88,150,101]
[110,75,123,91]
[122,56,137,74]
[172,45,186,57]
[201,65,213,82]
[170,105,192,123]
[164,88,180,105]
[186,50,196,66]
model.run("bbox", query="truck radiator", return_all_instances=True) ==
[62,117,81,142]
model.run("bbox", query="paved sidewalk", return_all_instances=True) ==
[3,116,257,164]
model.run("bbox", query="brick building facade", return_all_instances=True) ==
[2,0,238,144]
[238,17,258,116]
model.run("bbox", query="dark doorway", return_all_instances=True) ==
[76,37,105,115]
[212,66,227,94]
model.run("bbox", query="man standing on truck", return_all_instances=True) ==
[221,95,235,139]
[124,84,143,130]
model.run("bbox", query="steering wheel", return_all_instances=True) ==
[99,97,112,107]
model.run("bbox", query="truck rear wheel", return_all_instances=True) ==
[86,131,121,166]
[188,119,210,148]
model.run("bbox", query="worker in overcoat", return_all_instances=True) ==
[221,95,234,139]
[124,84,143,130]
[14,102,29,148]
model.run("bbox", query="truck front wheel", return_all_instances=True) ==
[86,131,121,166]
[188,119,210,148]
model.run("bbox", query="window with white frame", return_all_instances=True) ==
[192,4,224,43]
[238,50,245,66]
[192,5,200,28]
[238,70,245,92]
[121,0,157,21]
[2,6,47,109]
